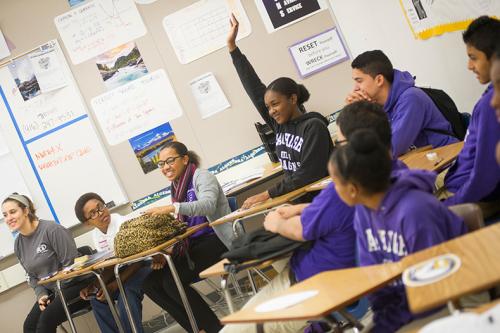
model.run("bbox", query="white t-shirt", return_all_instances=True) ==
[92,214,126,252]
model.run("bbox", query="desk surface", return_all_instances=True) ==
[403,223,500,314]
[210,186,306,227]
[199,257,282,279]
[221,262,403,324]
[40,224,209,284]
[226,162,283,197]
[403,142,464,172]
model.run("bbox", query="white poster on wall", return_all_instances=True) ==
[91,69,183,145]
[3,41,86,142]
[254,0,328,33]
[0,30,10,60]
[399,0,500,39]
[289,28,349,78]
[190,72,230,119]
[54,0,147,64]
[163,0,252,64]
[29,43,67,93]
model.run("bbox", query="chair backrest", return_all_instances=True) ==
[449,203,484,232]
[227,196,238,213]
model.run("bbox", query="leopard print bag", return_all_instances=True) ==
[114,214,187,258]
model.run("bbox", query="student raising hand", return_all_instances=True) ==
[227,13,239,52]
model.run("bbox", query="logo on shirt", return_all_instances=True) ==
[36,243,48,254]
[365,228,408,257]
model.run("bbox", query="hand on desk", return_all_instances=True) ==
[274,204,307,219]
[241,191,270,210]
[263,210,286,234]
[143,205,175,216]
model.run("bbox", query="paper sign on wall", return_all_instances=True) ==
[190,72,230,119]
[254,0,328,33]
[91,69,183,145]
[0,30,10,60]
[54,0,147,64]
[289,28,349,78]
[163,0,252,64]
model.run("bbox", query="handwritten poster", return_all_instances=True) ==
[255,0,328,33]
[3,41,86,141]
[399,0,500,39]
[162,0,252,64]
[190,72,230,119]
[289,28,349,78]
[91,69,183,145]
[54,0,147,64]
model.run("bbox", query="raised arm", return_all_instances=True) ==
[228,14,275,128]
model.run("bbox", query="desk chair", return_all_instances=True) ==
[58,246,97,333]
[449,203,484,232]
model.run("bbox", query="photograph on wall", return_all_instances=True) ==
[255,0,327,33]
[95,42,148,91]
[68,0,86,7]
[7,56,41,101]
[129,122,176,174]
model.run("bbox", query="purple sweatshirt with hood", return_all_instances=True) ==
[354,168,466,333]
[384,70,458,157]
[444,85,500,206]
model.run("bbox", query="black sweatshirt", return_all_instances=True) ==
[230,47,333,198]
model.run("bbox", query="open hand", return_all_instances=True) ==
[227,13,239,52]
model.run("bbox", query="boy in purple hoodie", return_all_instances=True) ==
[330,129,466,333]
[442,16,500,217]
[345,50,457,157]
[221,101,401,333]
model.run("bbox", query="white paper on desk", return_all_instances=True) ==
[255,290,319,313]
[29,42,67,93]
[162,0,251,64]
[190,72,230,119]
[222,168,265,193]
[0,30,10,60]
[421,304,500,332]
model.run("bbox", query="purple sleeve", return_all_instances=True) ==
[300,185,338,241]
[390,93,427,157]
[444,100,500,205]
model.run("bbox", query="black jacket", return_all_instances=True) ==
[231,47,333,197]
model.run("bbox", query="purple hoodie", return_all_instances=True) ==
[354,168,466,333]
[444,85,500,206]
[385,70,458,157]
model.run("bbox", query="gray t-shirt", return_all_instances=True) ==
[15,220,78,299]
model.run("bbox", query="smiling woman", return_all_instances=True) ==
[2,193,88,333]
[227,14,333,209]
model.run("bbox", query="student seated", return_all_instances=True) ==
[330,129,466,332]
[142,141,229,333]
[221,101,402,333]
[345,50,457,157]
[75,193,151,333]
[490,43,500,166]
[227,14,333,209]
[2,193,89,333]
[441,16,500,218]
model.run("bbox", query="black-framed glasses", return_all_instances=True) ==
[86,203,107,221]
[157,155,182,167]
[333,139,348,148]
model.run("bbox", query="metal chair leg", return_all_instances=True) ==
[56,280,78,333]
[221,276,235,313]
[93,271,125,333]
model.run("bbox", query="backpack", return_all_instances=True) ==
[221,229,311,273]
[419,87,467,140]
[114,214,187,258]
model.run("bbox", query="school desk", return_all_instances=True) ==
[210,185,307,227]
[220,262,403,331]
[402,142,464,172]
[399,145,433,162]
[91,223,209,333]
[226,162,283,197]
[402,222,500,314]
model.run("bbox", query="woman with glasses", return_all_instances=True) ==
[2,193,89,333]
[74,193,151,333]
[142,141,229,333]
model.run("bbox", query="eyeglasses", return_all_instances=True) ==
[157,155,182,167]
[86,203,107,221]
[333,139,348,148]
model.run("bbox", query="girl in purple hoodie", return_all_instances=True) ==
[330,129,466,333]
